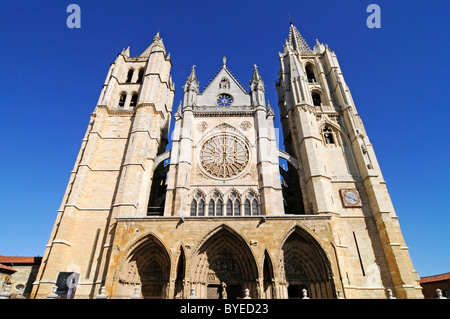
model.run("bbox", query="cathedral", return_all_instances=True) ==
[31,24,423,299]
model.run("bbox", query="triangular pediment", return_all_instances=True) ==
[196,60,251,107]
[202,66,247,95]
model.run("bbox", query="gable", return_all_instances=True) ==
[196,67,251,107]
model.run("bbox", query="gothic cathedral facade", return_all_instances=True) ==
[32,25,423,299]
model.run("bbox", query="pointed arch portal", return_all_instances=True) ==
[280,227,335,299]
[113,225,334,299]
[117,235,171,299]
[190,226,258,299]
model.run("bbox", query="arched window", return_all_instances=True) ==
[322,126,335,145]
[227,192,241,216]
[118,93,127,107]
[234,199,241,216]
[305,64,316,83]
[137,68,145,83]
[216,199,223,216]
[244,199,251,216]
[208,200,215,216]
[226,200,233,216]
[125,69,134,83]
[312,92,322,106]
[252,199,259,215]
[190,199,197,216]
[130,93,138,108]
[191,192,206,216]
[198,199,205,216]
[244,198,252,216]
[245,192,259,216]
[207,192,223,216]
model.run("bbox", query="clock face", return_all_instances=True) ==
[340,189,362,207]
[344,191,358,204]
[200,133,249,179]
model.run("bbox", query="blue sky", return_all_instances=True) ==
[0,1,448,278]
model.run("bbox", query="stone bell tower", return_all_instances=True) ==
[275,23,423,299]
[31,32,175,298]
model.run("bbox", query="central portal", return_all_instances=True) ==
[191,226,258,299]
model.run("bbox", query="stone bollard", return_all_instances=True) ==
[387,289,396,299]
[187,287,198,299]
[436,288,447,299]
[243,288,251,299]
[301,288,309,299]
[130,286,142,299]
[96,286,108,299]
[47,285,59,299]
[337,289,344,299]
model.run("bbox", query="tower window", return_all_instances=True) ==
[130,93,138,108]
[137,68,145,83]
[118,93,127,107]
[125,69,134,83]
[312,92,322,106]
[322,126,336,145]
[305,64,316,83]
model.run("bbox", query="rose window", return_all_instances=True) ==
[200,134,249,179]
[216,94,233,106]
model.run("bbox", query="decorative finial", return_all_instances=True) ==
[289,14,294,25]
[153,31,160,42]
[223,56,227,66]
[192,65,196,71]
[253,64,258,70]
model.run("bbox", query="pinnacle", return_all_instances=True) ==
[288,23,311,53]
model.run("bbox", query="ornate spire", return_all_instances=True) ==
[121,46,130,57]
[153,31,161,42]
[251,64,262,82]
[288,23,311,53]
[140,31,166,57]
[184,65,199,106]
[250,64,265,107]
[174,101,182,119]
[186,65,199,87]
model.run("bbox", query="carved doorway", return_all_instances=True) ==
[191,226,258,299]
[280,227,335,299]
[117,235,170,299]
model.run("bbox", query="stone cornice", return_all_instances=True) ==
[193,105,255,117]
[95,105,135,116]
[94,103,167,120]
[115,215,332,222]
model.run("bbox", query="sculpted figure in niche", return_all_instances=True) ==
[220,77,230,89]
